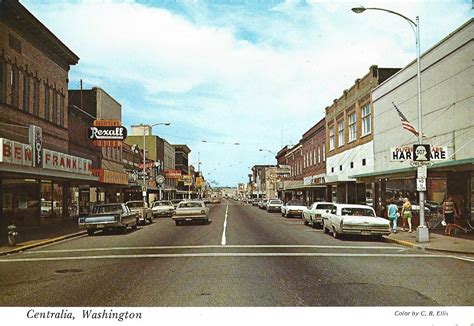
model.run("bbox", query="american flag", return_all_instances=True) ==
[392,102,421,137]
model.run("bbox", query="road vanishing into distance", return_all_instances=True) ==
[0,200,472,307]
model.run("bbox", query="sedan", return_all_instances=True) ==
[281,201,306,218]
[303,202,334,228]
[266,199,283,213]
[173,200,210,225]
[323,204,390,239]
[151,200,175,218]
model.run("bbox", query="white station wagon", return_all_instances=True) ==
[323,204,390,239]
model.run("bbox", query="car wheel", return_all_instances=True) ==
[175,220,180,226]
[332,228,339,239]
[87,229,95,236]
[131,223,137,230]
[304,219,308,226]
[122,226,128,234]
[311,219,317,229]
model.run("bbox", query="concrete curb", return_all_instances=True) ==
[383,236,420,249]
[383,235,473,255]
[0,231,87,256]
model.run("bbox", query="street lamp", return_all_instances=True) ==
[352,6,428,242]
[140,122,171,204]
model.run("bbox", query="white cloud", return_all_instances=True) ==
[23,0,472,185]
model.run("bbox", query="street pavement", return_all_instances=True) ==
[0,200,472,306]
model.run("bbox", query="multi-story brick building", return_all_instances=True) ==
[277,118,327,204]
[69,87,128,203]
[325,65,400,204]
[355,19,474,222]
[125,125,177,201]
[173,144,191,199]
[0,0,98,243]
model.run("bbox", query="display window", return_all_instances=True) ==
[2,179,39,227]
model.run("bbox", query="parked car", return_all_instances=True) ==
[281,200,306,218]
[303,202,334,228]
[171,199,183,208]
[252,198,260,206]
[151,200,175,218]
[78,203,138,236]
[258,199,267,209]
[266,199,283,212]
[173,200,210,225]
[323,204,390,239]
[126,200,154,225]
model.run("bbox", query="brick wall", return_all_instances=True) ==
[0,16,76,152]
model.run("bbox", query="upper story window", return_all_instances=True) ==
[317,146,321,164]
[44,85,50,121]
[0,61,4,103]
[362,104,371,136]
[349,112,357,142]
[329,126,335,151]
[338,120,344,147]
[22,73,29,112]
[322,145,326,162]
[33,79,40,116]
[11,66,19,108]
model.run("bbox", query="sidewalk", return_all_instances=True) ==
[384,227,474,254]
[0,220,86,256]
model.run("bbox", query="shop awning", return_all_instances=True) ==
[351,158,474,182]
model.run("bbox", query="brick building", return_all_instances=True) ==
[0,0,98,243]
[325,65,400,204]
[69,87,128,204]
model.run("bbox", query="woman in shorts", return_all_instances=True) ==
[401,198,412,232]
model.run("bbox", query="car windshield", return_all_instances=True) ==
[93,205,123,214]
[340,207,375,217]
[178,202,203,208]
[127,202,144,208]
[269,200,282,204]
[288,201,304,206]
[316,204,333,210]
[154,201,172,207]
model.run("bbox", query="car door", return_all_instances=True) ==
[326,205,337,230]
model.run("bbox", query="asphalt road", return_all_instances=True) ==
[0,200,472,306]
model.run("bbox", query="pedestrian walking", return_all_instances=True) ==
[387,200,399,233]
[443,195,466,236]
[401,198,413,232]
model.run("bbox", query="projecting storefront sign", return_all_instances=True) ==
[165,170,182,179]
[89,120,127,147]
[390,146,449,162]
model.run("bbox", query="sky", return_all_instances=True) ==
[22,0,472,187]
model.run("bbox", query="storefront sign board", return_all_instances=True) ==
[0,138,33,167]
[43,149,92,175]
[390,146,449,162]
[165,170,182,179]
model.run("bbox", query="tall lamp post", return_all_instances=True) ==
[352,6,428,242]
[140,122,171,204]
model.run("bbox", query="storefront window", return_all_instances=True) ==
[53,182,63,219]
[40,180,52,221]
[2,179,39,227]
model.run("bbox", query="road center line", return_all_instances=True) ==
[2,252,473,263]
[221,202,229,245]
